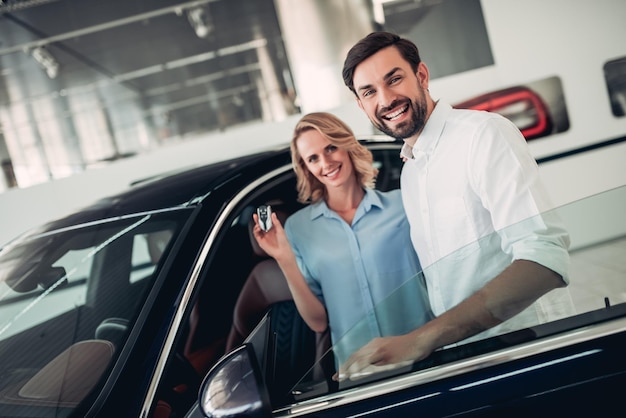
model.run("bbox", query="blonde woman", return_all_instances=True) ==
[253,112,432,367]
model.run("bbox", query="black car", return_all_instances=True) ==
[0,138,624,418]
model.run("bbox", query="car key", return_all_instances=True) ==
[256,205,273,232]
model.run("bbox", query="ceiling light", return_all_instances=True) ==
[31,46,60,79]
[187,7,211,39]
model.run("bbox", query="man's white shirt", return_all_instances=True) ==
[400,102,574,340]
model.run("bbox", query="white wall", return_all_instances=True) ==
[428,0,626,248]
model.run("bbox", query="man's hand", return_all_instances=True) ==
[334,260,565,381]
[334,332,434,381]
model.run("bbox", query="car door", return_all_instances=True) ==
[187,185,626,418]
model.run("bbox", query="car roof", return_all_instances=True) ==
[32,147,291,234]
[18,136,399,237]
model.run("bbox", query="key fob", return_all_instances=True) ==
[256,205,273,232]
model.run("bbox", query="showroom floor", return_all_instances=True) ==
[568,235,626,314]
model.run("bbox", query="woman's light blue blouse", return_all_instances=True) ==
[285,188,433,365]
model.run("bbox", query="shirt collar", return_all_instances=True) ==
[400,101,452,160]
[309,187,383,221]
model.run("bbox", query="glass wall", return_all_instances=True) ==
[0,0,300,189]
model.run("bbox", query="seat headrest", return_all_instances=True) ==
[17,340,115,406]
[95,317,129,347]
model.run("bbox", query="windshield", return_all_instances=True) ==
[0,207,193,415]
[279,185,626,404]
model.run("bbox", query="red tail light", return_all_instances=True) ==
[454,86,553,140]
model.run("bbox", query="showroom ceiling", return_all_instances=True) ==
[0,0,292,134]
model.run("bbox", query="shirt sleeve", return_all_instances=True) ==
[284,215,325,300]
[468,115,571,282]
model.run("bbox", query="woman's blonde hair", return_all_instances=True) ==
[290,112,378,204]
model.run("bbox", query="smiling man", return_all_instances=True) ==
[338,31,573,378]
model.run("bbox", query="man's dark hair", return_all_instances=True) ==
[342,31,422,96]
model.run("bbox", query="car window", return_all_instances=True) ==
[0,208,191,416]
[371,145,403,191]
[130,230,174,283]
[0,246,92,341]
[190,183,625,417]
[604,55,626,117]
[260,185,626,410]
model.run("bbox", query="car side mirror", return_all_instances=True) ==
[199,344,271,418]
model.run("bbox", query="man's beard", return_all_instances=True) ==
[373,94,428,141]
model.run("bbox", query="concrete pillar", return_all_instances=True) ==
[274,0,375,113]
